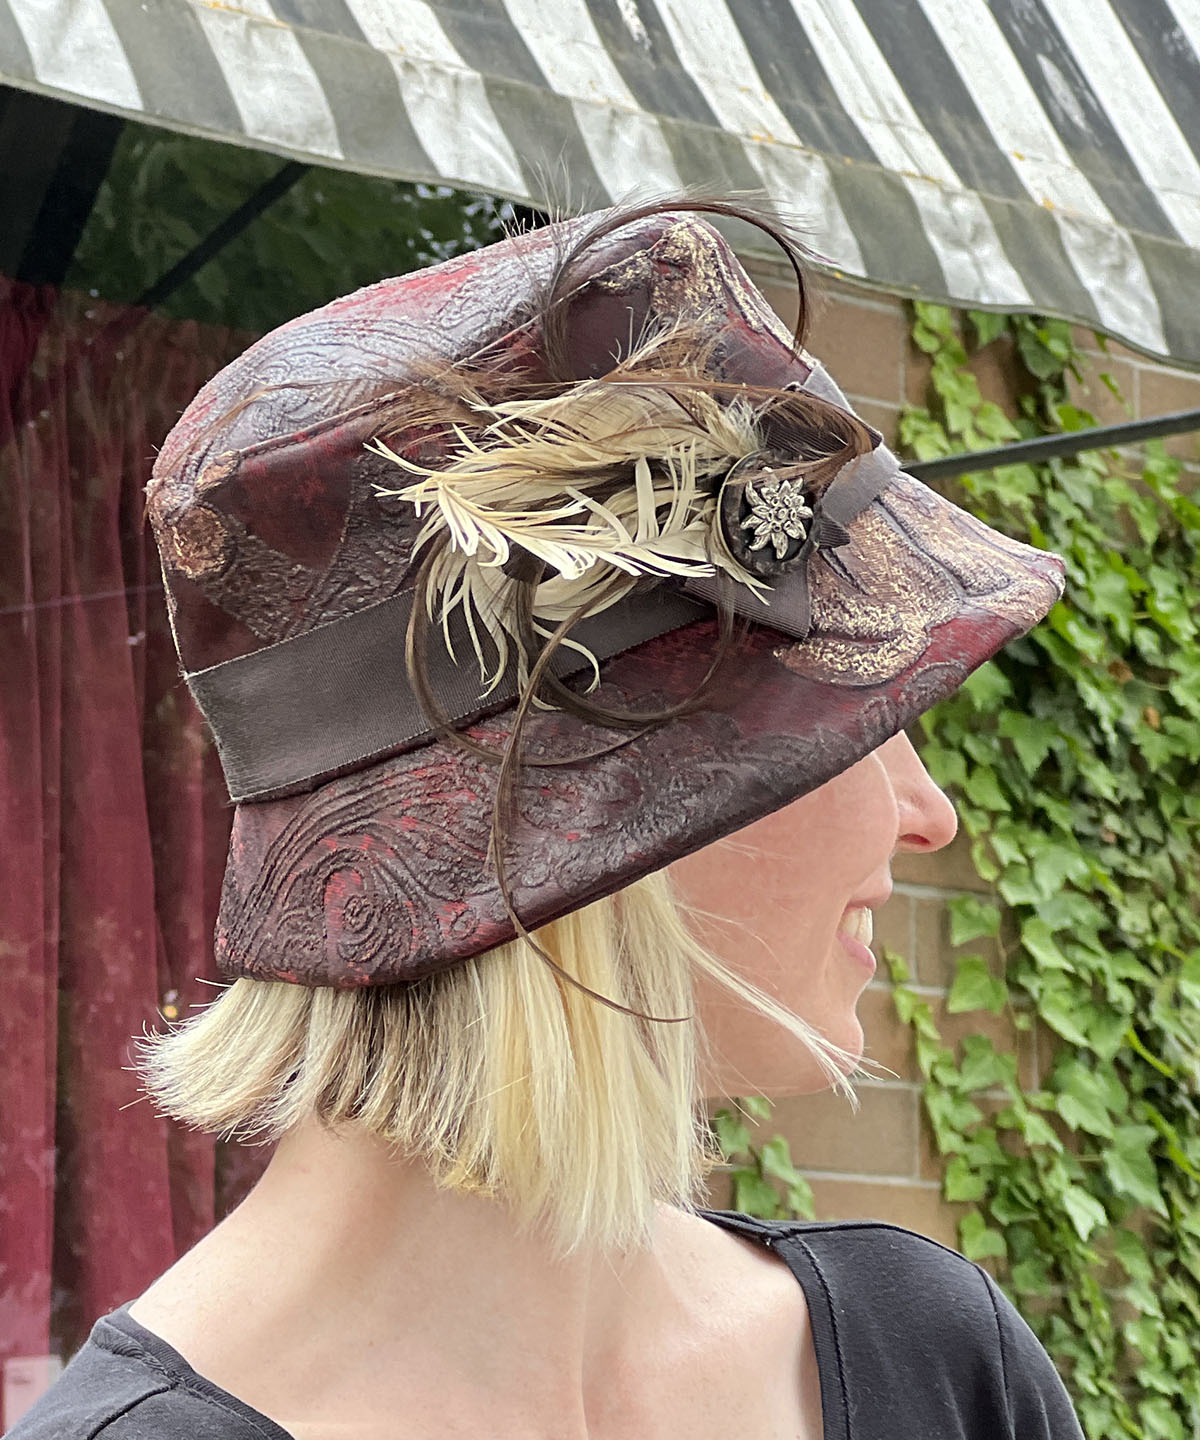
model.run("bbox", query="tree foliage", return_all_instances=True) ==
[67,123,513,332]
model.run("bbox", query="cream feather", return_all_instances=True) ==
[369,364,771,691]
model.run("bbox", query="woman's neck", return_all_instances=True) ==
[131,1119,708,1432]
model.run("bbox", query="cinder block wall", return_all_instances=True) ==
[701,265,1164,1247]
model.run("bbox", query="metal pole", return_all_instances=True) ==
[135,160,309,309]
[905,408,1200,483]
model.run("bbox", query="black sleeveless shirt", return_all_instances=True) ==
[8,1214,1085,1439]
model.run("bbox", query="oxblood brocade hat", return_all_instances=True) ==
[147,205,1064,990]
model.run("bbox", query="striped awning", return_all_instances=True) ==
[3,0,1200,363]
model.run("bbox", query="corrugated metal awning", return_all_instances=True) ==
[3,0,1200,363]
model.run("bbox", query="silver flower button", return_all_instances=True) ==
[742,472,815,560]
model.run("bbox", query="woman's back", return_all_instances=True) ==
[13,1187,1080,1439]
[17,1141,822,1440]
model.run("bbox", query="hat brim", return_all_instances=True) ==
[215,471,1063,986]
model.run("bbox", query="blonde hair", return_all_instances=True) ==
[139,870,849,1253]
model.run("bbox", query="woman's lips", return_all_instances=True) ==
[836,906,877,974]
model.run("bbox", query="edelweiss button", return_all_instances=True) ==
[719,465,815,579]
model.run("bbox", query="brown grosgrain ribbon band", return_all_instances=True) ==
[188,586,710,803]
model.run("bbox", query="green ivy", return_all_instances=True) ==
[718,305,1200,1439]
[712,1099,816,1220]
[894,304,1200,1439]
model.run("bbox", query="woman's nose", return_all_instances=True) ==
[878,733,959,855]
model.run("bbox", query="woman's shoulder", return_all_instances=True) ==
[702,1211,1085,1439]
[6,1310,285,1440]
[708,1208,1022,1334]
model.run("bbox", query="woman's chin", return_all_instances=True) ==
[789,1012,867,1092]
[711,1024,867,1099]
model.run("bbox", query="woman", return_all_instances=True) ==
[14,201,1082,1438]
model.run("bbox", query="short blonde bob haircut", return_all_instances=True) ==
[139,869,849,1253]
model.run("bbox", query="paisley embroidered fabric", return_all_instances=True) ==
[10,1214,1084,1439]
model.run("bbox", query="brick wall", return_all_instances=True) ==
[702,265,1195,1248]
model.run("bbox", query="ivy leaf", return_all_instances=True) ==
[1137,726,1177,769]
[1055,1084,1115,1139]
[948,955,1009,1016]
[1039,987,1092,1046]
[1085,1007,1131,1062]
[1010,1256,1053,1295]
[962,662,1012,711]
[892,985,922,1025]
[997,865,1041,908]
[925,1088,984,1150]
[963,767,1011,812]
[1137,1396,1187,1440]
[986,463,1041,506]
[1021,916,1072,971]
[997,711,1060,774]
[944,1155,987,1202]
[948,896,1002,946]
[987,824,1026,867]
[712,1109,752,1159]
[784,1180,816,1221]
[912,302,956,353]
[759,1135,804,1187]
[968,309,1009,348]
[959,1209,1007,1260]
[957,1035,1017,1091]
[1036,891,1106,939]
[1016,325,1068,380]
[731,1170,782,1219]
[1112,1228,1154,1284]
[1061,1185,1107,1241]
[917,1032,955,1081]
[739,1095,773,1122]
[989,1187,1040,1225]
[973,402,1021,444]
[920,740,968,789]
[1014,1110,1062,1149]
[1028,842,1091,896]
[1104,1125,1167,1215]
[1086,565,1137,642]
[970,840,1001,883]
[1054,1088,1112,1134]
[900,410,955,460]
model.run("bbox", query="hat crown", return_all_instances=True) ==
[147,214,804,676]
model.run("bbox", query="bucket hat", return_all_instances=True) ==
[148,204,1064,988]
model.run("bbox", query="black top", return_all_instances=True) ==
[8,1213,1084,1439]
